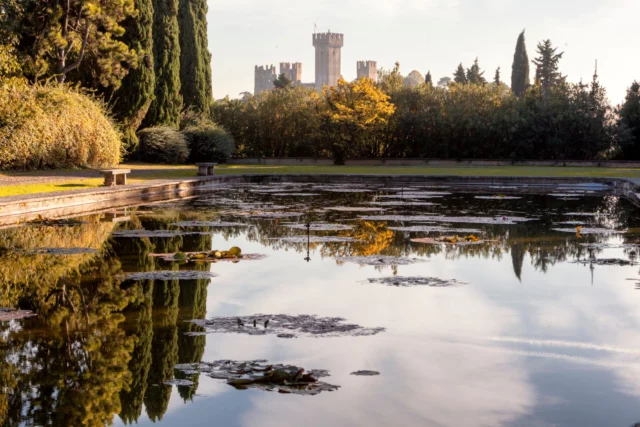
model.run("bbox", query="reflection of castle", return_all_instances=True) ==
[254,31,377,94]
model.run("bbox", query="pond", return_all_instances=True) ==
[1,180,640,426]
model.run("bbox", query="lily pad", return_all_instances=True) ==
[326,207,386,212]
[359,215,533,225]
[366,201,439,207]
[411,236,486,246]
[190,314,385,338]
[350,370,380,376]
[389,226,483,234]
[366,276,468,287]
[284,223,353,231]
[272,236,361,243]
[552,228,625,235]
[474,196,522,200]
[270,193,321,197]
[174,360,339,396]
[244,212,305,219]
[336,256,426,266]
[124,271,217,281]
[0,308,36,322]
[150,252,266,263]
[170,221,251,228]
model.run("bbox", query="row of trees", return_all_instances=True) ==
[214,32,640,162]
[1,0,213,152]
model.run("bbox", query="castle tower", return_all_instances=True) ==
[280,62,303,84]
[357,61,377,82]
[312,31,344,90]
[254,65,276,94]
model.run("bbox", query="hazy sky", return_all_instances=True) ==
[207,0,638,104]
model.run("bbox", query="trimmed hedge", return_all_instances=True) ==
[0,80,121,170]
[137,126,189,164]
[183,123,234,163]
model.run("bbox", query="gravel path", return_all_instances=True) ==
[0,167,194,186]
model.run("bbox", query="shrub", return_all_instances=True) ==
[179,109,234,162]
[183,123,234,163]
[137,126,189,164]
[0,80,121,170]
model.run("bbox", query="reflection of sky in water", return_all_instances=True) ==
[113,205,640,426]
[3,185,640,427]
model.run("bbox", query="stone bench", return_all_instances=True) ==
[99,169,131,186]
[196,163,218,176]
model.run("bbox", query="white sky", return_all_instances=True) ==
[207,0,639,105]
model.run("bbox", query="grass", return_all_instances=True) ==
[2,164,640,198]
[214,165,640,178]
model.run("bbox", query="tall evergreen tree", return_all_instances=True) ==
[532,39,565,91]
[466,58,486,85]
[511,30,530,97]
[494,67,501,86]
[144,0,182,127]
[453,63,467,84]
[425,70,433,86]
[111,0,155,152]
[178,0,213,113]
[618,81,640,159]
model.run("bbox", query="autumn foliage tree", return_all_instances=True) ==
[321,78,396,163]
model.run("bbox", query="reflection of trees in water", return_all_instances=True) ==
[2,245,136,426]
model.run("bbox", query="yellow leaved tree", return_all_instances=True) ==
[321,78,396,164]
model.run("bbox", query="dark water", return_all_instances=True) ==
[2,181,640,427]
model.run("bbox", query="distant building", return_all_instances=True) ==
[357,61,377,82]
[254,65,276,94]
[280,62,302,84]
[312,31,344,90]
[254,30,368,94]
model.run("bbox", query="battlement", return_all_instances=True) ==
[357,61,377,82]
[312,32,344,48]
[255,65,276,73]
[357,61,377,70]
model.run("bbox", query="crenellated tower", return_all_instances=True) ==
[312,31,344,90]
[254,65,276,94]
[279,62,303,84]
[357,61,378,82]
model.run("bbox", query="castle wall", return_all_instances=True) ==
[279,62,303,84]
[254,65,276,94]
[357,61,377,82]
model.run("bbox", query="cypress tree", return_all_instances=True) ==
[494,67,501,86]
[425,70,433,86]
[511,30,530,97]
[453,63,467,84]
[144,0,182,127]
[111,0,155,153]
[178,0,213,113]
[619,81,640,159]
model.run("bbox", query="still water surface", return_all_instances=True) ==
[2,181,640,427]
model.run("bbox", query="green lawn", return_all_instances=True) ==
[215,165,640,178]
[2,164,640,198]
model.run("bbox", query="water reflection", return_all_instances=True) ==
[1,186,640,426]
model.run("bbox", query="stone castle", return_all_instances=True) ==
[254,31,377,94]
